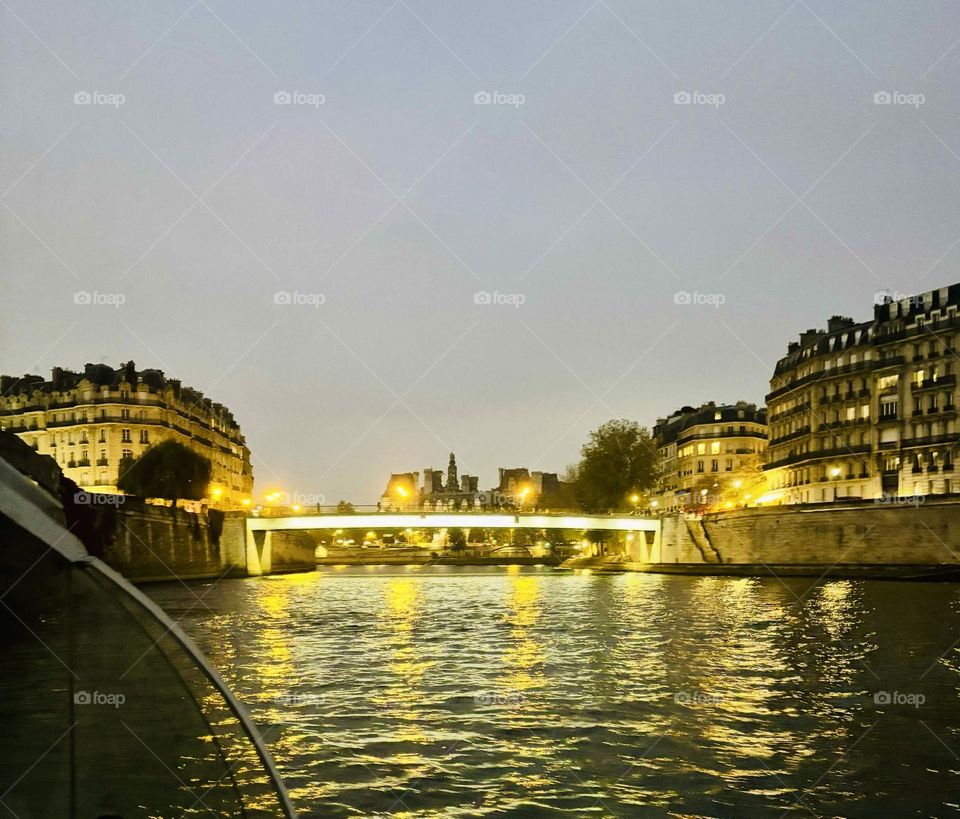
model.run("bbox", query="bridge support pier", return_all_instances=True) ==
[247,530,272,576]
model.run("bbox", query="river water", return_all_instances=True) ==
[146,567,960,817]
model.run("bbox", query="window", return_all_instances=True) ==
[696,461,704,473]
[139,430,149,444]
[725,459,733,471]
[711,460,719,472]
[121,408,130,420]
[710,442,720,455]
[697,443,706,455]
[121,429,131,443]
[122,449,132,460]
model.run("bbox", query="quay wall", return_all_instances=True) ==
[87,501,315,582]
[612,501,960,573]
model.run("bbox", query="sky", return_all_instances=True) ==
[2,0,960,503]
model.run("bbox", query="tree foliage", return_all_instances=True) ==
[447,527,467,551]
[117,439,211,508]
[336,500,356,513]
[573,419,659,513]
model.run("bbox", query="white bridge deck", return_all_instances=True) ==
[247,513,659,533]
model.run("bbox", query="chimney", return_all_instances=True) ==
[827,315,855,333]
[799,328,825,348]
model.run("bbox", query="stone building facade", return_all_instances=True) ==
[765,283,960,503]
[0,362,253,504]
[378,454,572,511]
[653,402,768,512]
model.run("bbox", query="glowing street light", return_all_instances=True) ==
[518,486,531,509]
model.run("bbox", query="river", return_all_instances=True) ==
[145,566,960,817]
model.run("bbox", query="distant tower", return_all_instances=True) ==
[446,452,458,492]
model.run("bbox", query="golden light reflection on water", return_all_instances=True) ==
[803,580,873,702]
[255,581,296,685]
[500,575,546,695]
[683,577,799,766]
[372,578,433,748]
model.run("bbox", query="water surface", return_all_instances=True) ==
[147,566,960,817]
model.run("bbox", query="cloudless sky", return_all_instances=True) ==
[3,1,960,502]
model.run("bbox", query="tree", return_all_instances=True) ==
[336,500,356,513]
[447,527,467,551]
[574,420,659,513]
[117,439,211,508]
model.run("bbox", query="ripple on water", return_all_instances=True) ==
[144,567,960,818]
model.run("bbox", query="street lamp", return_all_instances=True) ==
[518,486,530,510]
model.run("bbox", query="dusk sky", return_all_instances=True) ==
[3,0,960,503]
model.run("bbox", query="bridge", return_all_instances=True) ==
[242,512,660,574]
[246,512,659,534]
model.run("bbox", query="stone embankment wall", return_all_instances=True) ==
[89,501,315,582]
[655,500,960,566]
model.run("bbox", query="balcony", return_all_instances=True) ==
[901,434,958,448]
[911,374,957,393]
[96,458,108,466]
[874,354,906,367]
[76,459,90,467]
[769,426,811,446]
